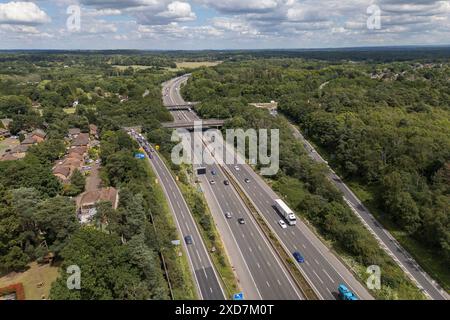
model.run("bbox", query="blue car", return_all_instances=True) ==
[293,251,305,263]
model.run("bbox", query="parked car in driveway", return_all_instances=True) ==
[293,251,305,263]
[185,235,193,245]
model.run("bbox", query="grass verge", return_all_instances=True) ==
[142,159,197,300]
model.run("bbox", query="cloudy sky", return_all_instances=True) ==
[0,0,449,49]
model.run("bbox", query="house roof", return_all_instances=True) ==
[69,128,81,135]
[61,158,83,168]
[66,152,84,161]
[31,129,46,139]
[72,133,89,147]
[53,165,71,178]
[79,187,119,209]
[21,136,37,145]
[68,146,87,156]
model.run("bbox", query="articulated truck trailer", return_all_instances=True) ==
[274,199,297,226]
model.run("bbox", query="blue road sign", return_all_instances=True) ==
[233,292,244,300]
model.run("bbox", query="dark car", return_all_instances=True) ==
[238,218,245,225]
[185,235,193,245]
[211,170,217,175]
[244,178,250,183]
[225,212,232,219]
[224,180,230,185]
[293,251,305,263]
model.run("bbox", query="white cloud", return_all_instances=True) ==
[0,1,51,25]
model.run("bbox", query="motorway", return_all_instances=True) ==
[164,75,374,300]
[130,130,225,300]
[290,125,449,300]
[163,76,303,300]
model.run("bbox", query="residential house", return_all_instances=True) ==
[30,129,46,143]
[68,128,81,138]
[53,165,72,182]
[21,136,37,146]
[72,133,90,147]
[77,187,119,224]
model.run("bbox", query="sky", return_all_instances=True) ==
[0,0,449,50]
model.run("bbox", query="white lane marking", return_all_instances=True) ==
[257,263,261,269]
[302,244,306,249]
[277,279,282,286]
[249,247,253,253]
[323,269,335,284]
[313,271,324,284]
[314,259,320,265]
[305,260,310,266]
[266,281,271,288]
[196,249,202,263]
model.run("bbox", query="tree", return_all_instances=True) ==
[34,196,79,257]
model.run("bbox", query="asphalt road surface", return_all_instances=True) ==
[164,76,303,300]
[130,131,225,300]
[164,75,374,300]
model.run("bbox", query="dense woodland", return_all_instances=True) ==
[182,57,450,295]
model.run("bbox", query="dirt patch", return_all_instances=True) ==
[0,138,19,157]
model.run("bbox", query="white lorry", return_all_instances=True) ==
[274,199,297,226]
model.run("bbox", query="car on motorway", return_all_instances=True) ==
[224,180,230,185]
[238,218,245,225]
[293,251,305,263]
[184,235,193,245]
[209,180,216,185]
[234,165,240,171]
[244,178,250,183]
[211,170,217,175]
[225,212,232,219]
[278,220,287,229]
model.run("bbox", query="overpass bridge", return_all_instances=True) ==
[161,119,225,130]
[165,103,199,111]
